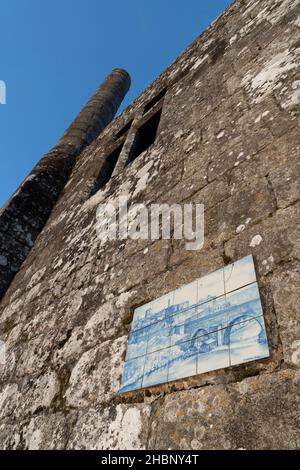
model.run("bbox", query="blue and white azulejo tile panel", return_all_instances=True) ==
[120,255,270,393]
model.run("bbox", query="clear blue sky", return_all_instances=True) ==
[0,0,232,208]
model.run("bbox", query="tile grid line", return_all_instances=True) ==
[126,312,264,367]
[121,257,268,391]
[140,291,175,388]
[132,277,257,335]
[125,313,268,392]
[126,281,260,363]
[224,266,233,367]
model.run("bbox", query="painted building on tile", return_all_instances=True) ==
[0,0,300,450]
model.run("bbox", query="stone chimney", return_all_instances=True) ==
[0,68,131,299]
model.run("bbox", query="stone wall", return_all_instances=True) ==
[0,0,299,450]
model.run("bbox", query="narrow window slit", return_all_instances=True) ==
[126,108,162,166]
[91,143,123,195]
[116,119,133,139]
[144,87,167,114]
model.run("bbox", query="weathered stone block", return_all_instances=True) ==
[67,404,151,450]
[64,336,126,408]
[271,266,300,367]
[23,413,74,450]
[224,203,300,276]
[149,370,300,450]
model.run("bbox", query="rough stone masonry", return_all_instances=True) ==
[0,0,300,450]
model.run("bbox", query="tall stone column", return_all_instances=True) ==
[0,68,131,299]
[57,68,131,152]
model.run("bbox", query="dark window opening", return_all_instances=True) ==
[144,87,167,114]
[91,144,123,195]
[126,108,162,166]
[116,119,133,139]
